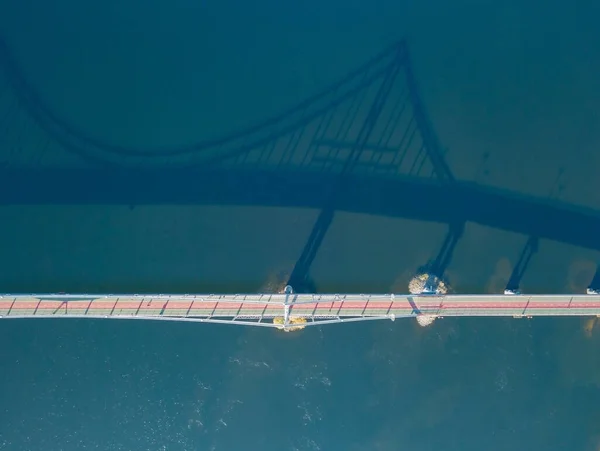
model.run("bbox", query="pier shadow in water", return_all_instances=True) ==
[587,263,600,292]
[287,208,333,293]
[505,236,539,293]
[415,221,465,288]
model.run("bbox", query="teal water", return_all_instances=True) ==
[3,316,600,450]
[2,0,600,450]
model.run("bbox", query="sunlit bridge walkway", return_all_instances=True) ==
[3,291,600,331]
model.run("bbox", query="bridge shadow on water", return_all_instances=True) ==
[1,34,600,291]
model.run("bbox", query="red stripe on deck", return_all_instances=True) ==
[215,303,244,309]
[87,301,118,309]
[34,301,64,309]
[10,302,42,309]
[189,302,218,309]
[438,303,595,309]
[368,302,397,308]
[441,303,527,309]
[114,301,144,309]
[163,301,194,309]
[137,300,171,310]
[292,304,319,310]
[315,302,368,309]
[187,302,250,310]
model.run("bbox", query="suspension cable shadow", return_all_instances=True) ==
[286,40,463,292]
[2,37,600,264]
[287,43,405,292]
[0,33,408,167]
[403,45,455,183]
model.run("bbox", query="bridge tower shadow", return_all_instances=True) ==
[287,41,404,292]
[286,40,457,292]
[5,34,600,294]
[287,208,333,292]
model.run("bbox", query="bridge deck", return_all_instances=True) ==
[1,294,600,327]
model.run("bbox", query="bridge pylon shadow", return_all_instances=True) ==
[586,263,600,294]
[413,221,464,291]
[285,40,459,292]
[505,236,539,294]
[287,208,333,293]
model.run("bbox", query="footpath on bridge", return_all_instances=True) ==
[2,292,600,330]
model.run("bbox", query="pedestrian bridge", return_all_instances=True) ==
[2,292,600,331]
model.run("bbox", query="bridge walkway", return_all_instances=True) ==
[2,293,600,329]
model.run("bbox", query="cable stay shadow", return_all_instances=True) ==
[286,44,405,292]
[403,45,455,184]
[505,236,539,294]
[0,33,407,168]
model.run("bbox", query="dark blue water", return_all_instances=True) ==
[2,1,600,450]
